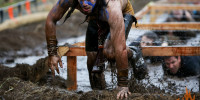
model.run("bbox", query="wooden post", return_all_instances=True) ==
[150,9,156,22]
[67,56,77,90]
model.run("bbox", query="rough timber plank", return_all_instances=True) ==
[67,56,77,90]
[133,22,200,30]
[61,46,200,56]
[142,46,200,56]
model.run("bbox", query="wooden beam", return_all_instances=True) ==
[66,46,86,56]
[67,56,77,90]
[57,46,69,57]
[61,46,200,56]
[142,46,200,56]
[72,42,85,46]
[135,5,150,20]
[149,4,200,11]
[132,22,200,30]
[167,0,200,3]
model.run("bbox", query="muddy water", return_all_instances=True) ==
[3,29,200,95]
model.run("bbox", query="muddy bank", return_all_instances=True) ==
[0,12,87,58]
[2,0,199,100]
[0,58,199,100]
[0,77,199,100]
[0,77,80,100]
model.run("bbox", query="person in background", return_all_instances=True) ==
[129,31,160,47]
[163,56,200,93]
[166,10,195,22]
[129,31,162,63]
[162,56,200,77]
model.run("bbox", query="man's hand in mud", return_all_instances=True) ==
[48,55,63,76]
[117,86,131,99]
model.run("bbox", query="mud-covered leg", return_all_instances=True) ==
[86,19,107,90]
[92,48,106,73]
[87,52,106,90]
[129,46,148,80]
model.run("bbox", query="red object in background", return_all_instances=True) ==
[42,0,46,3]
[25,0,31,14]
[8,6,14,19]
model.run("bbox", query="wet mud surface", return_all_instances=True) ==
[0,59,199,100]
[0,0,200,99]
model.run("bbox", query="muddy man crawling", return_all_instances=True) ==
[45,0,147,99]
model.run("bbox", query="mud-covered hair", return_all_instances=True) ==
[63,0,109,23]
[63,0,79,23]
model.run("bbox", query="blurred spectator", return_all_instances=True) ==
[166,10,195,22]
[160,30,180,46]
[129,31,162,63]
[155,30,197,46]
[162,56,200,77]
[129,31,160,47]
[191,10,200,21]
[163,10,196,46]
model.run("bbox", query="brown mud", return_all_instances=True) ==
[0,58,200,100]
[0,0,200,100]
[0,12,88,60]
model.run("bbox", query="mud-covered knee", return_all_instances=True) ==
[103,48,115,60]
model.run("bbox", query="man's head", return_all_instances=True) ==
[163,56,181,74]
[172,10,184,20]
[140,31,159,46]
[78,0,96,14]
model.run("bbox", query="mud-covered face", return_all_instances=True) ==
[164,56,181,74]
[78,0,96,14]
[172,10,184,20]
[140,36,154,46]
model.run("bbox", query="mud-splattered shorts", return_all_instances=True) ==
[85,14,137,52]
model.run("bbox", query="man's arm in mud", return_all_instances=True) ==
[45,0,72,76]
[107,1,130,99]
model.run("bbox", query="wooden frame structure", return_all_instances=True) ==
[163,0,200,3]
[134,2,200,22]
[135,22,200,30]
[62,45,200,90]
[61,0,200,90]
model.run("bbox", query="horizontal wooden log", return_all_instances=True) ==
[167,0,200,3]
[61,46,200,56]
[65,46,86,56]
[149,4,200,11]
[72,42,85,46]
[57,46,69,57]
[132,22,200,30]
[142,46,200,56]
[135,5,150,20]
[0,12,48,32]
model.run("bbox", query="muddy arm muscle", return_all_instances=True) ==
[45,0,71,45]
[107,1,128,71]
